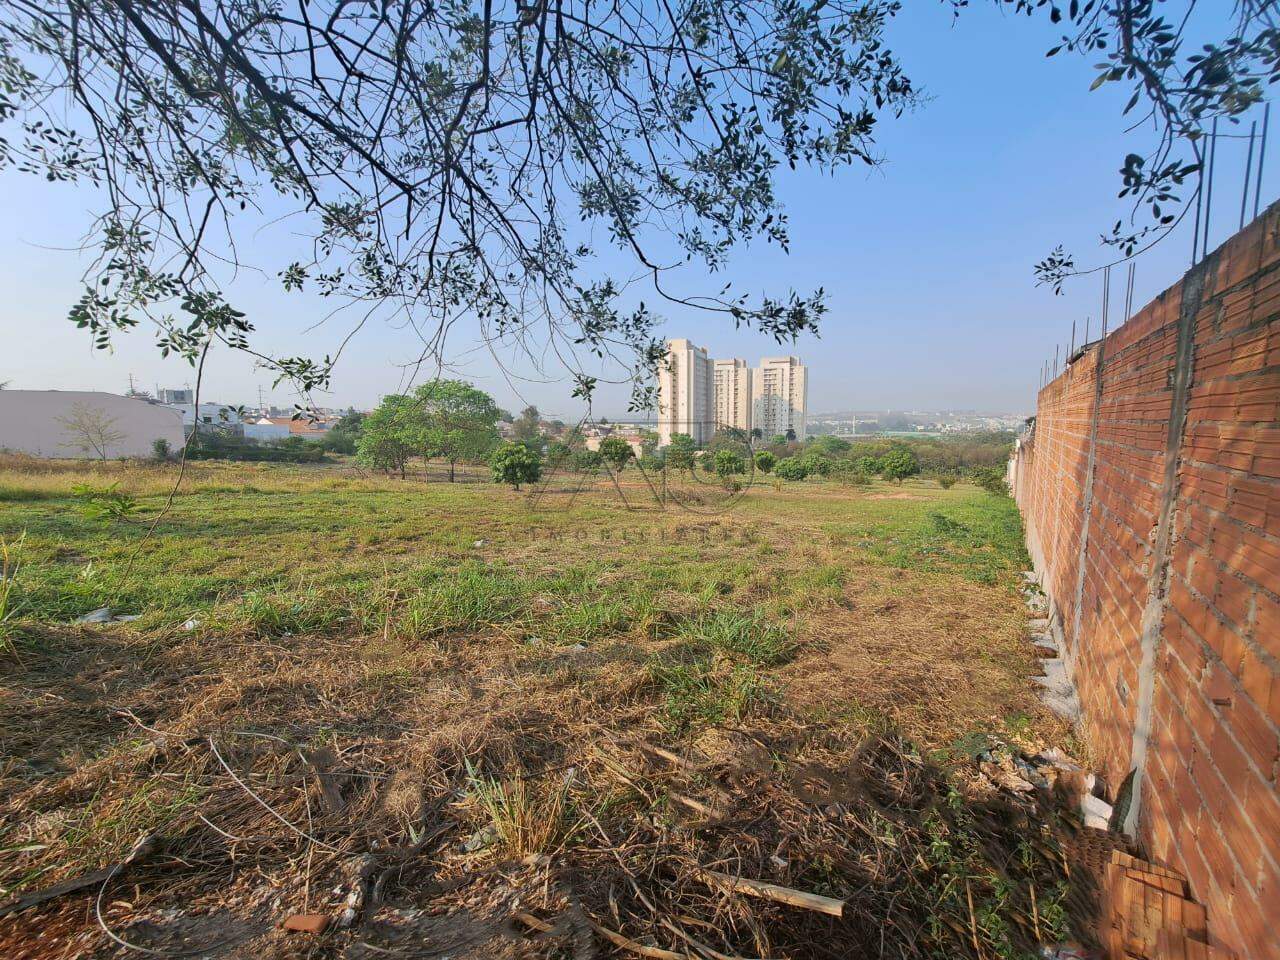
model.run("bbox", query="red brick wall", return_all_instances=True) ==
[1012,206,1280,960]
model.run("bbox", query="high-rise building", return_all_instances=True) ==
[713,359,753,434]
[657,338,715,446]
[752,356,808,440]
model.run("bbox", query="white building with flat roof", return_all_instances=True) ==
[657,338,715,446]
[713,358,753,434]
[752,356,808,440]
[0,390,184,459]
[165,402,241,427]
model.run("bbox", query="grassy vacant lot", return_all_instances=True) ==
[0,456,1074,959]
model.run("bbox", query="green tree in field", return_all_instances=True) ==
[490,442,543,491]
[880,446,920,484]
[512,406,544,450]
[798,453,832,477]
[832,460,871,486]
[855,455,882,476]
[754,450,776,474]
[415,380,501,482]
[714,449,747,484]
[639,430,660,459]
[357,395,419,478]
[707,427,749,452]
[774,457,807,481]
[664,434,697,472]
[598,436,635,471]
[813,435,851,456]
[322,410,365,454]
[546,441,573,466]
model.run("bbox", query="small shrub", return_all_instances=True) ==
[973,467,1009,496]
[753,450,776,474]
[71,482,138,522]
[937,472,959,489]
[798,453,833,477]
[831,459,870,486]
[714,448,747,486]
[774,457,807,481]
[151,438,172,462]
[572,449,603,471]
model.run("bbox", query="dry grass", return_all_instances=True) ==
[0,459,1081,958]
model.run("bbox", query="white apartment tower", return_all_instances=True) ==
[752,356,808,440]
[713,359,753,434]
[658,338,716,446]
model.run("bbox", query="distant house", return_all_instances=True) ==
[0,390,184,459]
[259,416,333,439]
[584,429,644,459]
[165,402,241,428]
[243,418,291,442]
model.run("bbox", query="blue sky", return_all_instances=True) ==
[0,1,1266,419]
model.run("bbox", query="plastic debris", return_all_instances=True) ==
[1081,792,1113,830]
[1040,944,1102,960]
[462,825,496,852]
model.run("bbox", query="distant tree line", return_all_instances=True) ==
[643,428,1015,493]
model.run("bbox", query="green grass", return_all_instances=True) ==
[0,459,1036,743]
[0,457,1075,958]
[677,609,795,666]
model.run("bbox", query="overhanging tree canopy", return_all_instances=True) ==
[0,0,1274,395]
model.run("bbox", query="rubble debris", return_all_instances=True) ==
[1103,851,1229,959]
[74,606,140,624]
[336,854,376,927]
[1040,944,1102,959]
[1034,658,1082,722]
[282,913,329,934]
[1081,794,1114,831]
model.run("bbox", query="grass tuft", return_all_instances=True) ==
[0,532,26,657]
[465,760,578,857]
[678,609,796,666]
